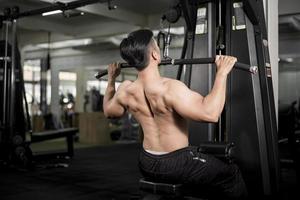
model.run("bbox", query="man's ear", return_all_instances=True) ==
[151,49,159,61]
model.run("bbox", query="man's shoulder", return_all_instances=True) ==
[122,80,133,86]
[163,78,186,89]
[115,81,132,98]
[118,80,132,90]
[162,78,188,104]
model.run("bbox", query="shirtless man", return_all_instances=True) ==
[103,29,247,198]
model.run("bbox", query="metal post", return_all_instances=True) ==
[9,19,17,139]
[2,21,10,127]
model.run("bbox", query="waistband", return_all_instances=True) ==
[141,146,197,159]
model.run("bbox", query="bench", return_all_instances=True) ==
[139,178,184,199]
[31,127,78,158]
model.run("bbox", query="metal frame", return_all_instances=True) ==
[251,0,280,193]
[246,13,271,194]
[0,22,10,135]
[9,20,17,141]
[225,0,279,196]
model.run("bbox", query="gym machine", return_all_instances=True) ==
[0,0,113,168]
[0,21,32,168]
[156,0,279,198]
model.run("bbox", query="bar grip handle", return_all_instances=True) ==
[94,57,257,79]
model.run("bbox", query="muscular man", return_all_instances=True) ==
[103,29,247,198]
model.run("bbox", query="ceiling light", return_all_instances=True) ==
[153,26,185,36]
[40,38,92,49]
[42,10,62,16]
[286,58,294,62]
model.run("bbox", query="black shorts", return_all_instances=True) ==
[138,146,247,199]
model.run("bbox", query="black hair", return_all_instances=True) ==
[120,29,154,71]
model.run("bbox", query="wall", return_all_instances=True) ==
[279,61,300,105]
[50,49,123,118]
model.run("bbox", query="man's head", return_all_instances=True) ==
[120,29,160,71]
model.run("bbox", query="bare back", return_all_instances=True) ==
[104,56,235,153]
[117,78,189,152]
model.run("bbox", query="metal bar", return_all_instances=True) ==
[252,0,280,193]
[3,0,106,20]
[255,1,280,192]
[180,0,194,31]
[94,57,258,79]
[2,21,10,127]
[176,29,188,80]
[245,14,271,195]
[217,0,222,142]
[183,31,195,87]
[242,0,259,25]
[208,2,216,142]
[9,19,17,140]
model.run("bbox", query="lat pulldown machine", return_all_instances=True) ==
[157,0,279,197]
[174,0,279,197]
[123,0,278,198]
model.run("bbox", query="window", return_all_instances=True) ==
[86,80,121,95]
[59,71,77,98]
[23,59,52,116]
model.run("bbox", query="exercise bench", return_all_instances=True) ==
[139,178,184,199]
[31,127,78,159]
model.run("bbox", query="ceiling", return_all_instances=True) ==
[113,0,174,15]
[0,0,175,45]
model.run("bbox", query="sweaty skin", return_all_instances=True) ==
[103,39,236,152]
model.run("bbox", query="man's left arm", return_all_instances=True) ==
[103,63,125,118]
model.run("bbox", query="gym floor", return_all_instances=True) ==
[0,142,299,200]
[0,143,141,200]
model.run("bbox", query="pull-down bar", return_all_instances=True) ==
[94,57,258,79]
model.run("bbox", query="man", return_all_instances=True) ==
[103,29,247,198]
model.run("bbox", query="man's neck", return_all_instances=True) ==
[138,63,161,83]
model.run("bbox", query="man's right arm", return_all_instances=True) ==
[167,55,236,122]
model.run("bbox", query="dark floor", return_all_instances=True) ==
[0,143,299,200]
[0,143,141,200]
